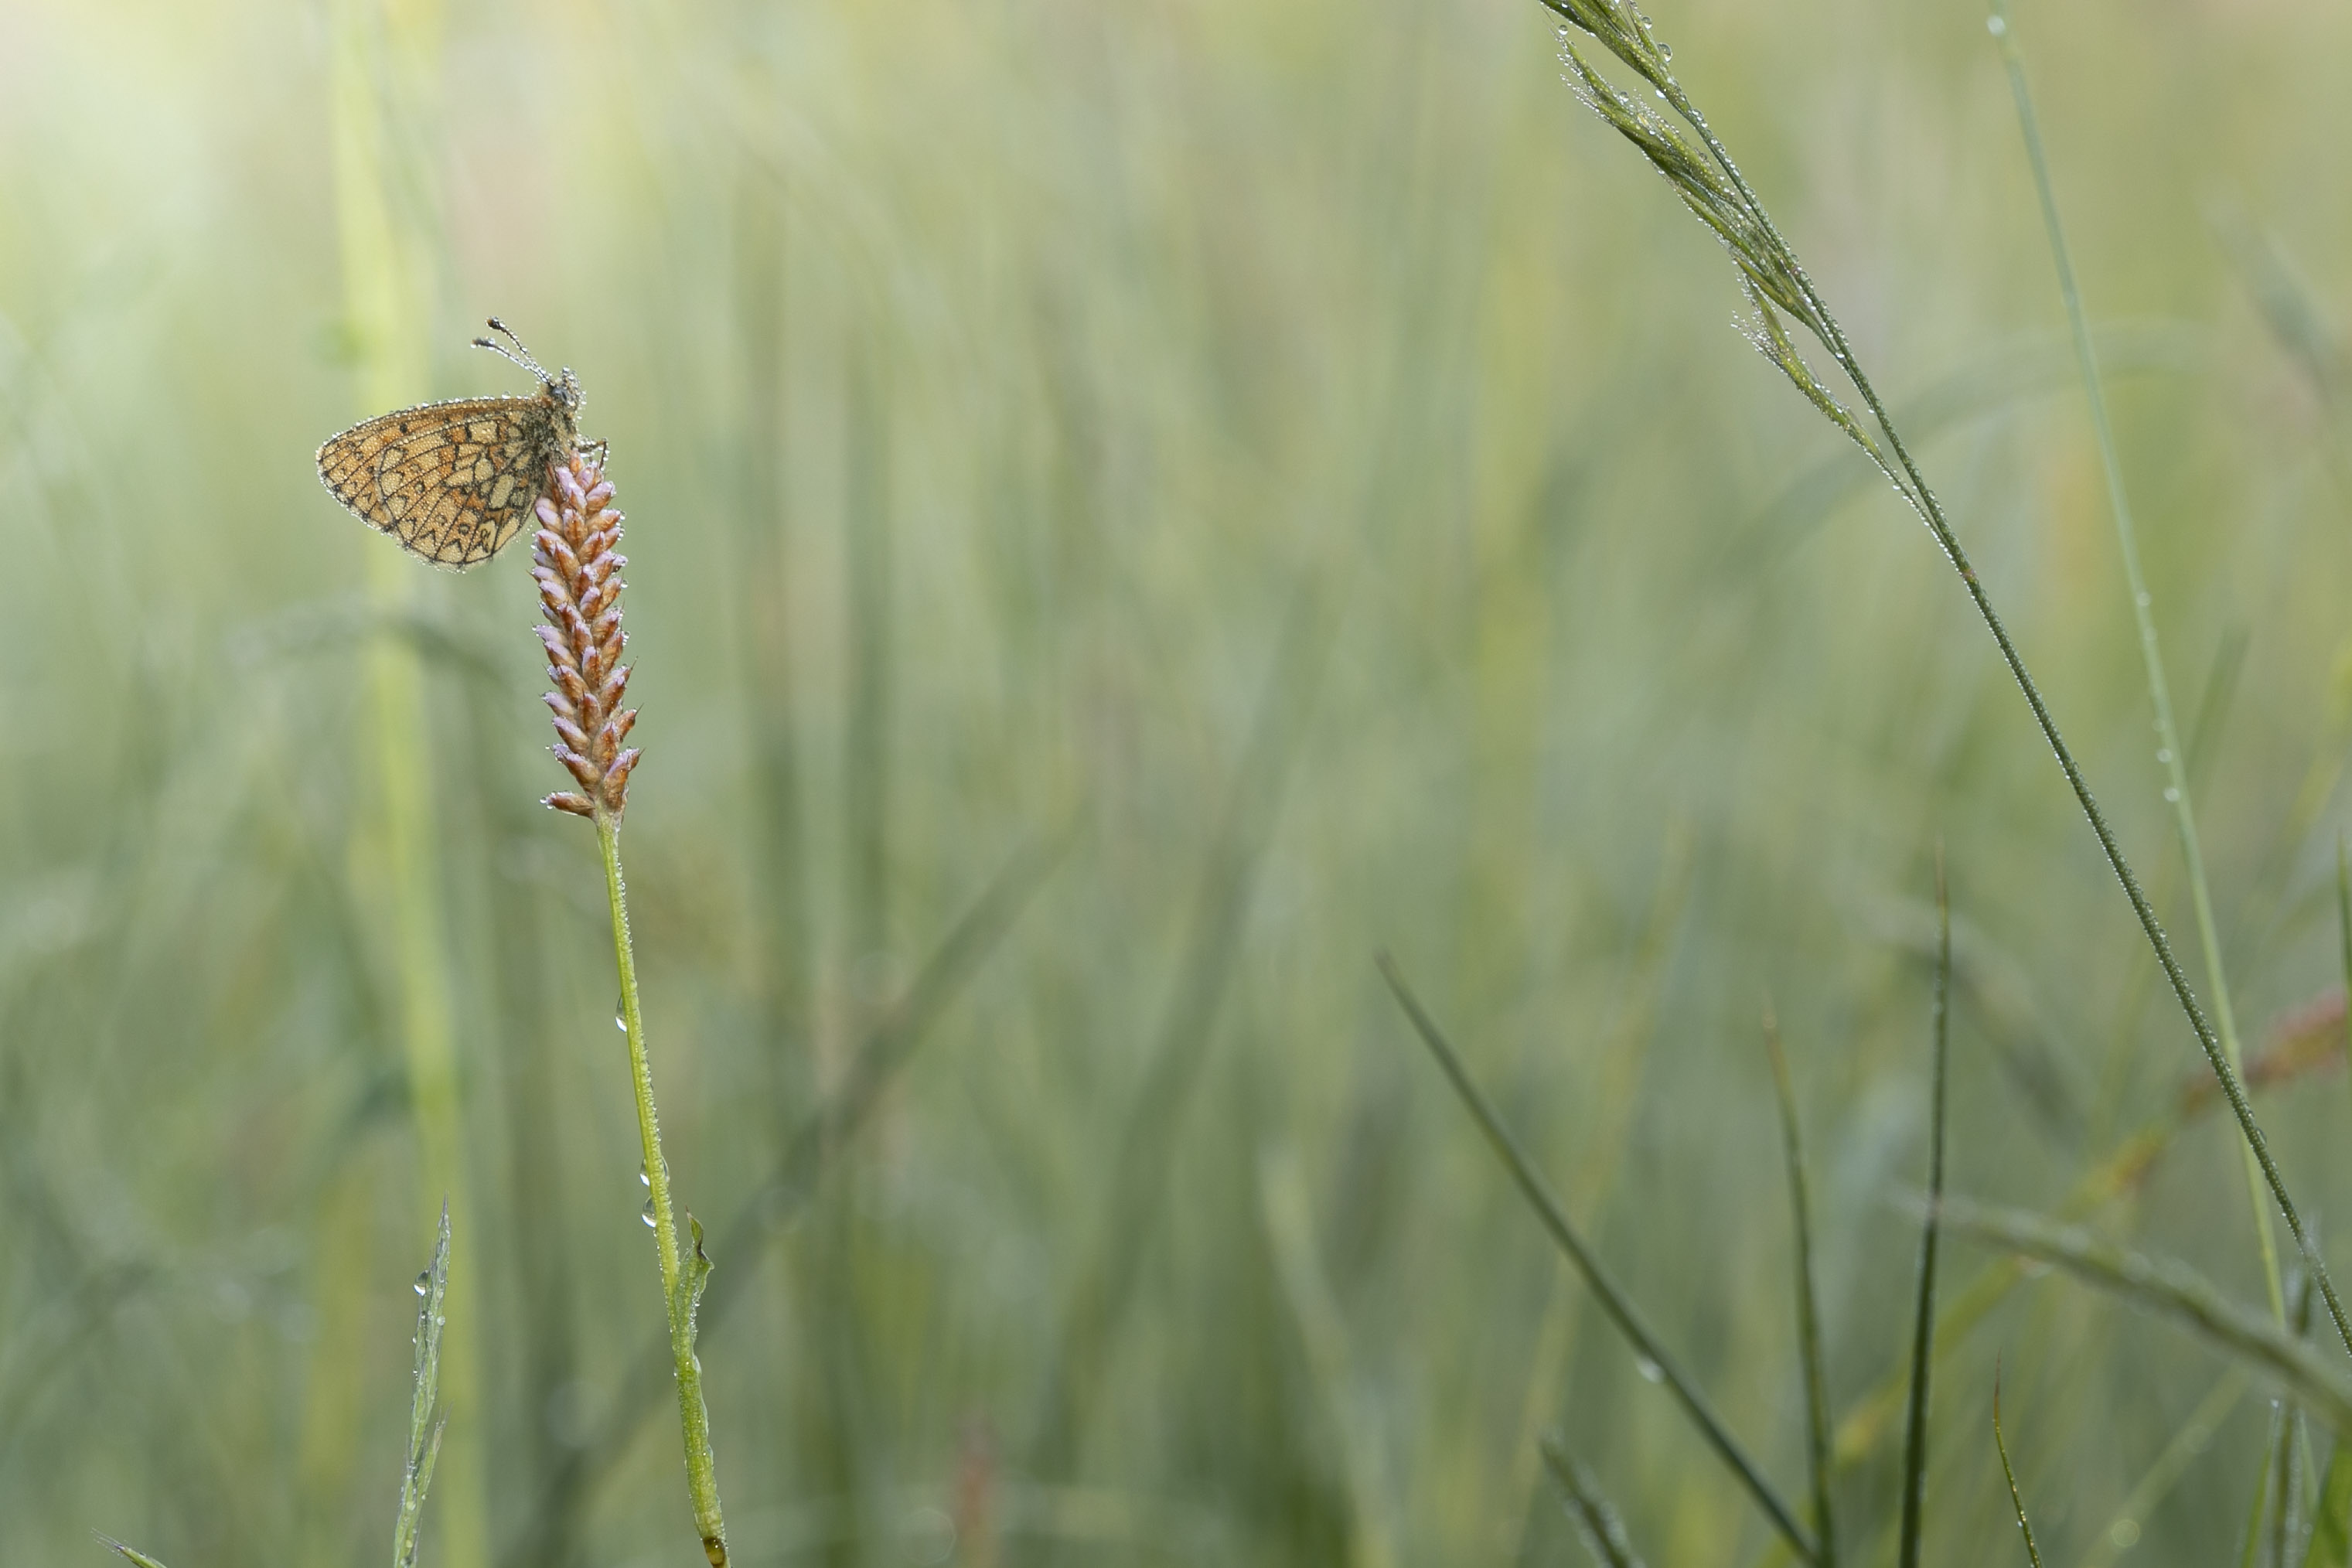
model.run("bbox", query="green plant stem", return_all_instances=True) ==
[597,811,727,1566]
[1897,858,1950,1568]
[1764,1008,1836,1568]
[1986,0,2282,1326]
[1634,54,2352,1365]
[1376,952,1818,1563]
[1991,1369,2045,1568]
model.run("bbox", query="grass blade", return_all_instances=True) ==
[394,1202,452,1568]
[1896,856,1951,1568]
[1933,1196,2352,1433]
[1530,0,2352,1365]
[1991,1367,2044,1568]
[1540,1438,1647,1568]
[1986,0,2284,1328]
[1764,1004,1836,1568]
[95,1536,172,1568]
[1377,952,1818,1563]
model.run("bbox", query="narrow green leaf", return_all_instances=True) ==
[1378,952,1818,1564]
[1764,1007,1837,1568]
[94,1536,172,1568]
[1897,854,1951,1568]
[1540,1438,1647,1568]
[1991,1369,2045,1568]
[393,1201,453,1568]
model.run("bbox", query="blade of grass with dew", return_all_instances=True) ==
[1897,855,1950,1568]
[1986,0,2283,1326]
[1525,0,2352,1357]
[96,1538,172,1568]
[1991,1366,2044,1568]
[394,1202,452,1568]
[1764,1004,1836,1568]
[506,830,1065,1563]
[1932,1196,2352,1432]
[1375,951,1818,1563]
[1540,1438,1647,1568]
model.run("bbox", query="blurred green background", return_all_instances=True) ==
[8,0,2352,1563]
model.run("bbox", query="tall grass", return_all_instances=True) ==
[9,0,2352,1563]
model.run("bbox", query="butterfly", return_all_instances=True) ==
[316,319,586,568]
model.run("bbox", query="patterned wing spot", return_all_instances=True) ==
[319,392,572,570]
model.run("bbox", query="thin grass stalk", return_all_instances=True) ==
[1986,0,2282,1324]
[598,812,727,1566]
[1376,952,1818,1563]
[533,450,727,1564]
[1540,1439,1647,1568]
[1897,857,1951,1568]
[1764,1004,1836,1568]
[1531,0,2352,1360]
[1991,1367,2045,1568]
[507,834,1062,1560]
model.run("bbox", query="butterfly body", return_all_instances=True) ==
[316,325,585,569]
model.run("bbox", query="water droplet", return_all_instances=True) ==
[639,1166,652,1188]
[2107,1518,2139,1550]
[1986,13,2006,36]
[2156,748,2173,765]
[1658,42,1672,61]
[642,1198,658,1228]
[2136,591,2152,609]
[1634,1356,1665,1383]
[615,1012,629,1034]
[2163,786,2180,803]
[414,1271,431,1296]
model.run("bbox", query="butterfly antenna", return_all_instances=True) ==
[471,317,550,381]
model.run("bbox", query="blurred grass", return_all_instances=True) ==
[9,0,2352,1563]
